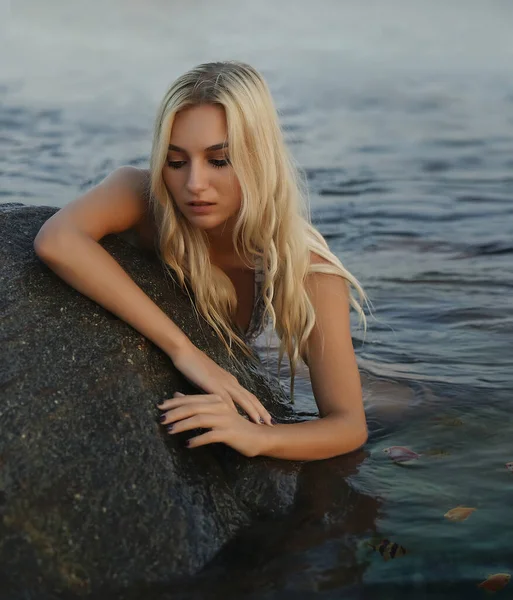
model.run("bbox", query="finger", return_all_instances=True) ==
[158,394,220,410]
[227,388,264,425]
[240,389,273,426]
[167,414,223,435]
[214,391,238,413]
[158,398,188,410]
[186,430,225,449]
[160,402,224,425]
[174,392,185,397]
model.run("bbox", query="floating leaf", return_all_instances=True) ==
[477,573,511,592]
[444,506,476,522]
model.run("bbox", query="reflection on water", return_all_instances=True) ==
[2,0,513,597]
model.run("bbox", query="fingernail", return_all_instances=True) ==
[166,424,174,432]
[174,392,185,397]
[159,414,166,423]
[185,439,191,447]
[271,418,277,425]
[259,417,265,424]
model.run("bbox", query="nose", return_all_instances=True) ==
[185,161,208,195]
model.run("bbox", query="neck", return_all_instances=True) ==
[208,235,252,271]
[207,233,235,256]
[206,220,238,262]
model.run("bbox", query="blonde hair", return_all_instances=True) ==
[149,61,368,399]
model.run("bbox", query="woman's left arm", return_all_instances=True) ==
[257,258,368,461]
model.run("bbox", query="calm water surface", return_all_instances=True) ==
[2,1,513,598]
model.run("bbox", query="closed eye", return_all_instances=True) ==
[167,159,230,170]
[210,159,230,169]
[167,161,186,169]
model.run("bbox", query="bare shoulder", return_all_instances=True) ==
[302,251,352,364]
[35,165,156,247]
[114,165,150,196]
[112,167,158,251]
[305,250,349,304]
[106,166,152,218]
[309,251,331,266]
[307,251,343,280]
[89,166,157,248]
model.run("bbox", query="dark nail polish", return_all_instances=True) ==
[166,424,174,432]
[185,439,191,447]
[271,418,277,425]
[259,417,265,424]
[159,414,166,423]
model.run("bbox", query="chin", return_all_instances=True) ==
[185,215,228,232]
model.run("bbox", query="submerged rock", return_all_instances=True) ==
[0,203,302,598]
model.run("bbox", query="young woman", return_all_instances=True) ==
[34,61,369,462]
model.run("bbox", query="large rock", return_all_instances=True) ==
[0,204,375,600]
[0,204,302,598]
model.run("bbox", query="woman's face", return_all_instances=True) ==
[163,103,242,238]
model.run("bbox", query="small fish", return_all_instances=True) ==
[444,506,476,522]
[506,462,513,473]
[477,573,511,592]
[367,538,407,561]
[383,446,421,463]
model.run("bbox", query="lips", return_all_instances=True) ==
[186,202,216,215]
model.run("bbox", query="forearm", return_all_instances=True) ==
[34,230,190,358]
[258,413,368,461]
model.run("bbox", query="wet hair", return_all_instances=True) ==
[149,61,368,398]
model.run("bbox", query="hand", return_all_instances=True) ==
[169,342,273,426]
[158,392,269,458]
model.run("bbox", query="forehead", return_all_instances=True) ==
[169,104,227,150]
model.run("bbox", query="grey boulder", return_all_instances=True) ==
[0,203,300,598]
[0,204,373,600]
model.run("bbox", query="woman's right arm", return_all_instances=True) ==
[33,166,189,358]
[33,167,273,426]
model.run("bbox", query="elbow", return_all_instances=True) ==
[34,224,72,262]
[33,231,53,261]
[34,238,60,267]
[34,221,57,259]
[355,426,368,450]
[329,411,368,455]
[353,413,369,449]
[340,427,368,458]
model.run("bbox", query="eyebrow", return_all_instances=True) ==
[168,142,229,152]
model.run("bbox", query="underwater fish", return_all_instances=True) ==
[506,462,513,473]
[477,573,510,592]
[367,539,407,561]
[444,506,476,522]
[383,446,421,463]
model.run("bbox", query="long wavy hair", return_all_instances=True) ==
[149,61,368,399]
